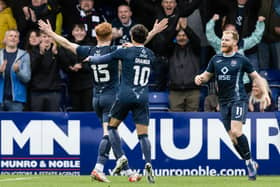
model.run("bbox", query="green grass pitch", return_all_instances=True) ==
[0,175,279,187]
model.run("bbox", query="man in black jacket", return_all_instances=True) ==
[29,31,64,111]
[168,24,201,111]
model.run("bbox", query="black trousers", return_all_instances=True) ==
[152,56,169,91]
[70,88,93,111]
[30,91,61,112]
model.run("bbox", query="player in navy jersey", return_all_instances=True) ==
[38,20,167,183]
[87,24,156,183]
[195,30,270,181]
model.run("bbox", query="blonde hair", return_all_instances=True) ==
[95,22,112,41]
[249,78,271,112]
[222,30,239,41]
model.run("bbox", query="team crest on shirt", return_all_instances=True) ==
[94,50,101,56]
[140,49,148,58]
[230,60,237,67]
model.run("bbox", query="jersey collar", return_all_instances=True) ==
[223,52,236,58]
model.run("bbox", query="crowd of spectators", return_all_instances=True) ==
[0,0,279,112]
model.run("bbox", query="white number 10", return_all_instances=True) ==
[133,65,150,86]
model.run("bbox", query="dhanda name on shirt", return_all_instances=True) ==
[135,58,150,65]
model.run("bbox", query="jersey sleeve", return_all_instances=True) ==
[76,46,92,59]
[243,56,255,74]
[206,57,215,73]
[88,48,124,64]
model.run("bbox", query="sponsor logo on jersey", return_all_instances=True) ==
[230,60,237,67]
[221,67,229,74]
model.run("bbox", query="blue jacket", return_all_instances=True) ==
[0,49,31,103]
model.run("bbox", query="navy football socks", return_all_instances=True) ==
[236,134,251,160]
[138,134,151,164]
[96,135,111,166]
[108,126,124,159]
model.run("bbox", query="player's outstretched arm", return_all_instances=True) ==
[84,53,114,65]
[249,71,271,106]
[194,71,213,86]
[38,19,79,54]
[145,18,168,45]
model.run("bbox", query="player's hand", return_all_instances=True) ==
[83,56,90,63]
[194,75,203,86]
[212,14,220,21]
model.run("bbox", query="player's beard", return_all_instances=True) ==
[221,45,233,53]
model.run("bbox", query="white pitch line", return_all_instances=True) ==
[0,177,37,182]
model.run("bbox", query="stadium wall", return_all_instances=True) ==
[0,112,279,176]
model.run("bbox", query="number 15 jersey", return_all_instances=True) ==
[76,45,119,94]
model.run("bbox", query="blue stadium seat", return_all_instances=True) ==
[149,92,169,111]
[270,86,280,111]
[259,69,280,111]
[259,69,280,85]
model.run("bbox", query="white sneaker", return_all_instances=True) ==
[91,169,110,183]
[145,163,155,183]
[112,155,128,175]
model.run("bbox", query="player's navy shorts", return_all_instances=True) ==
[220,100,248,131]
[93,92,116,123]
[109,95,150,125]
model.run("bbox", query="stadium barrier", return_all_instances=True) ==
[0,112,279,176]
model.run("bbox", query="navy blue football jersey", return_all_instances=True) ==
[206,53,255,103]
[76,45,119,94]
[89,46,155,99]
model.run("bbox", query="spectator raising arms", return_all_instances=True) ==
[168,24,201,112]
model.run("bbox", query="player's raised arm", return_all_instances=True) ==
[194,71,213,86]
[249,71,271,106]
[38,19,79,54]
